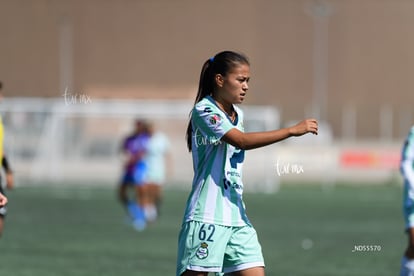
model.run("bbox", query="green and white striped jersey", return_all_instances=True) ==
[182,96,250,227]
[402,126,414,189]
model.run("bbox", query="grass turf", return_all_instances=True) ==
[0,183,405,275]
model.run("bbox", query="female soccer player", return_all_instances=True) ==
[176,51,318,276]
[0,155,13,237]
[0,82,14,237]
[143,121,171,221]
[118,119,149,231]
[400,125,414,276]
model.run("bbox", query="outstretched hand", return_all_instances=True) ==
[289,119,318,136]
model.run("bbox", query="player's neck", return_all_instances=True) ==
[212,98,236,122]
[212,96,233,116]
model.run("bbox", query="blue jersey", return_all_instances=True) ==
[123,133,149,173]
[122,133,149,185]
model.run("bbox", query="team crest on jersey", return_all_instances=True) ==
[208,114,220,126]
[196,242,209,259]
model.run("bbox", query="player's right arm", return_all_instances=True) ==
[222,119,318,150]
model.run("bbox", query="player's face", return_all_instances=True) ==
[219,63,250,104]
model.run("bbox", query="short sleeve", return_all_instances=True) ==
[192,101,235,140]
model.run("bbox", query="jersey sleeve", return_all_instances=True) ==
[402,127,414,186]
[192,101,235,140]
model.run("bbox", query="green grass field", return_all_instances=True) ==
[0,182,405,276]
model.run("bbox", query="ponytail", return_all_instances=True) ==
[186,58,214,151]
[186,51,249,152]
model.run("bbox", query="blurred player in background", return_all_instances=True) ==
[0,154,13,237]
[142,121,171,222]
[118,119,149,231]
[0,81,14,237]
[176,51,318,276]
[400,125,414,276]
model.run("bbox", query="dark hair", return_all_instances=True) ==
[186,51,249,151]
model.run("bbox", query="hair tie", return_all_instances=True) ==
[209,57,214,62]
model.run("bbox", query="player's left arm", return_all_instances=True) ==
[222,119,318,150]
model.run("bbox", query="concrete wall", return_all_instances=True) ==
[1,0,413,139]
